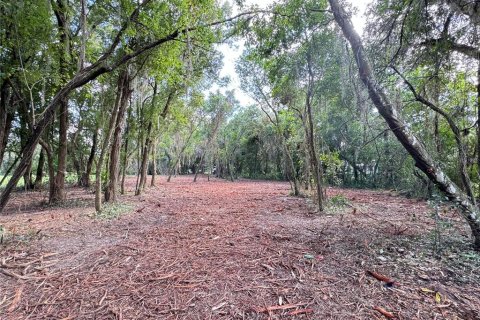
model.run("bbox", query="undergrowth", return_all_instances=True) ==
[93,203,133,220]
[328,194,350,208]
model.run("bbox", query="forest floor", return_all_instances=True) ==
[0,176,479,320]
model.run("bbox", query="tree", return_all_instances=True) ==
[328,0,480,249]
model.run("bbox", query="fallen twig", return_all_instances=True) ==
[366,270,396,286]
[373,306,395,319]
[0,268,46,280]
[253,302,306,313]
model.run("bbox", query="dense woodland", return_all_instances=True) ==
[0,0,480,249]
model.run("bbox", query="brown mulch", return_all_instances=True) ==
[0,176,479,319]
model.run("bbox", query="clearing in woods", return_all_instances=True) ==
[0,176,479,319]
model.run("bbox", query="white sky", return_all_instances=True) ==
[211,0,372,106]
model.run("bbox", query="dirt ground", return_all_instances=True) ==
[0,176,479,319]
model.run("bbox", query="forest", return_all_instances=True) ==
[0,0,480,319]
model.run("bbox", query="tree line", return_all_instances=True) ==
[1,0,480,249]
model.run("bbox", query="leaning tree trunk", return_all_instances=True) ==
[329,0,480,249]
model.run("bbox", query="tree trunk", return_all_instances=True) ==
[329,0,480,249]
[193,152,205,182]
[83,128,97,188]
[50,97,68,202]
[136,121,152,195]
[50,0,71,203]
[150,138,157,187]
[34,149,45,189]
[477,59,480,193]
[38,140,55,203]
[282,140,299,196]
[305,50,324,211]
[105,69,131,202]
[167,129,195,182]
[94,71,125,212]
[120,134,129,195]
[0,82,14,166]
[18,103,34,191]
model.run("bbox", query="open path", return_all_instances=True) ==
[0,176,479,319]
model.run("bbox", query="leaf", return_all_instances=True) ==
[304,254,314,259]
[435,292,441,303]
[420,287,435,293]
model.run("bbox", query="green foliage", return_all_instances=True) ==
[94,203,133,220]
[328,194,350,208]
[320,152,343,186]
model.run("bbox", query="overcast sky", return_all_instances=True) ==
[211,0,372,106]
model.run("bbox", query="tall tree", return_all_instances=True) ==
[328,0,480,249]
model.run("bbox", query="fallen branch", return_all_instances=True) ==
[1,253,58,269]
[253,302,306,313]
[366,270,396,286]
[373,306,395,319]
[0,268,46,280]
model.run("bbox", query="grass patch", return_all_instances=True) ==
[93,202,133,220]
[326,194,351,215]
[328,194,350,207]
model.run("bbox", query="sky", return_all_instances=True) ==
[210,0,372,106]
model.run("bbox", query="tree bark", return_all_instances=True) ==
[83,128,97,188]
[94,72,125,212]
[50,0,71,203]
[0,82,14,166]
[329,0,480,249]
[39,139,55,203]
[150,138,157,187]
[477,59,480,193]
[105,69,131,202]
[51,97,68,201]
[305,49,324,211]
[121,120,130,195]
[136,121,152,195]
[34,149,45,189]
